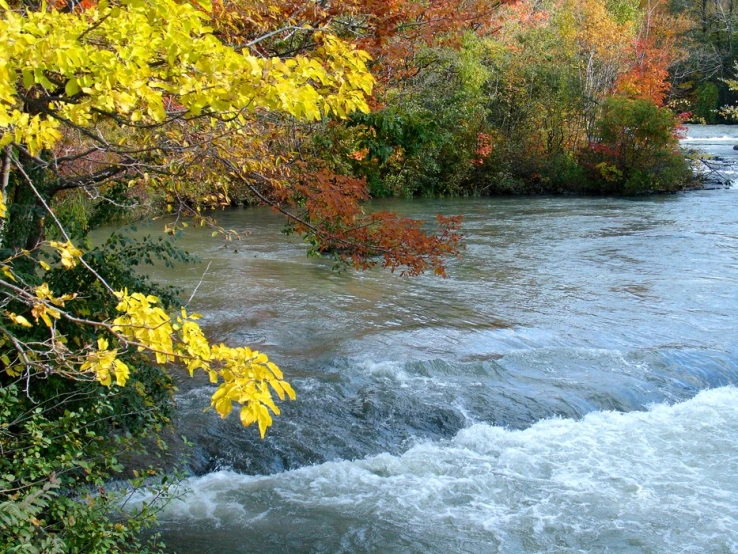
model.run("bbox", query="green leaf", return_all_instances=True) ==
[65,79,80,97]
[22,69,34,90]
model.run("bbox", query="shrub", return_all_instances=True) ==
[579,97,691,194]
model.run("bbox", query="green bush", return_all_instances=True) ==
[1,178,192,552]
[0,383,174,554]
[579,97,691,194]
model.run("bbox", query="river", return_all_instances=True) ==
[137,125,738,552]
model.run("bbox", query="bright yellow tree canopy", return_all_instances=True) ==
[0,0,374,155]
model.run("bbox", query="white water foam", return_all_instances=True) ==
[160,386,738,553]
[680,136,738,142]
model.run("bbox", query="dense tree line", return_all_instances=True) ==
[323,0,694,197]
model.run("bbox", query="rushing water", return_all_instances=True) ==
[133,126,738,552]
[682,124,738,188]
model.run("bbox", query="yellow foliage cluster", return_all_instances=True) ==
[1,256,296,436]
[109,290,295,438]
[559,0,635,62]
[80,337,130,387]
[0,0,380,437]
[48,241,83,270]
[0,0,374,155]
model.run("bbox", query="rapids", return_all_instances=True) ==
[131,125,738,552]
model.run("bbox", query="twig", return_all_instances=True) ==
[186,261,211,308]
[234,25,325,51]
[10,154,117,295]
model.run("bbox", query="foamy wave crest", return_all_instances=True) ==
[158,386,738,553]
[680,135,738,142]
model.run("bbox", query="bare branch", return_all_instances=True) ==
[10,154,117,295]
[185,261,212,308]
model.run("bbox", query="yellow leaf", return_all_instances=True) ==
[31,304,59,327]
[269,379,285,400]
[266,361,283,379]
[7,312,33,328]
[194,0,212,12]
[35,283,52,299]
[1,266,16,282]
[257,405,272,438]
[49,241,83,269]
[239,406,256,427]
[214,395,232,418]
[114,359,130,386]
[280,381,296,400]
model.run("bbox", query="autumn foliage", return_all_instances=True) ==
[393,0,692,195]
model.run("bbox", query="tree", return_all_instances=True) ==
[0,0,462,549]
[1,0,365,449]
[230,0,513,201]
[580,96,691,193]
[665,0,738,120]
[431,0,690,194]
[717,58,738,118]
